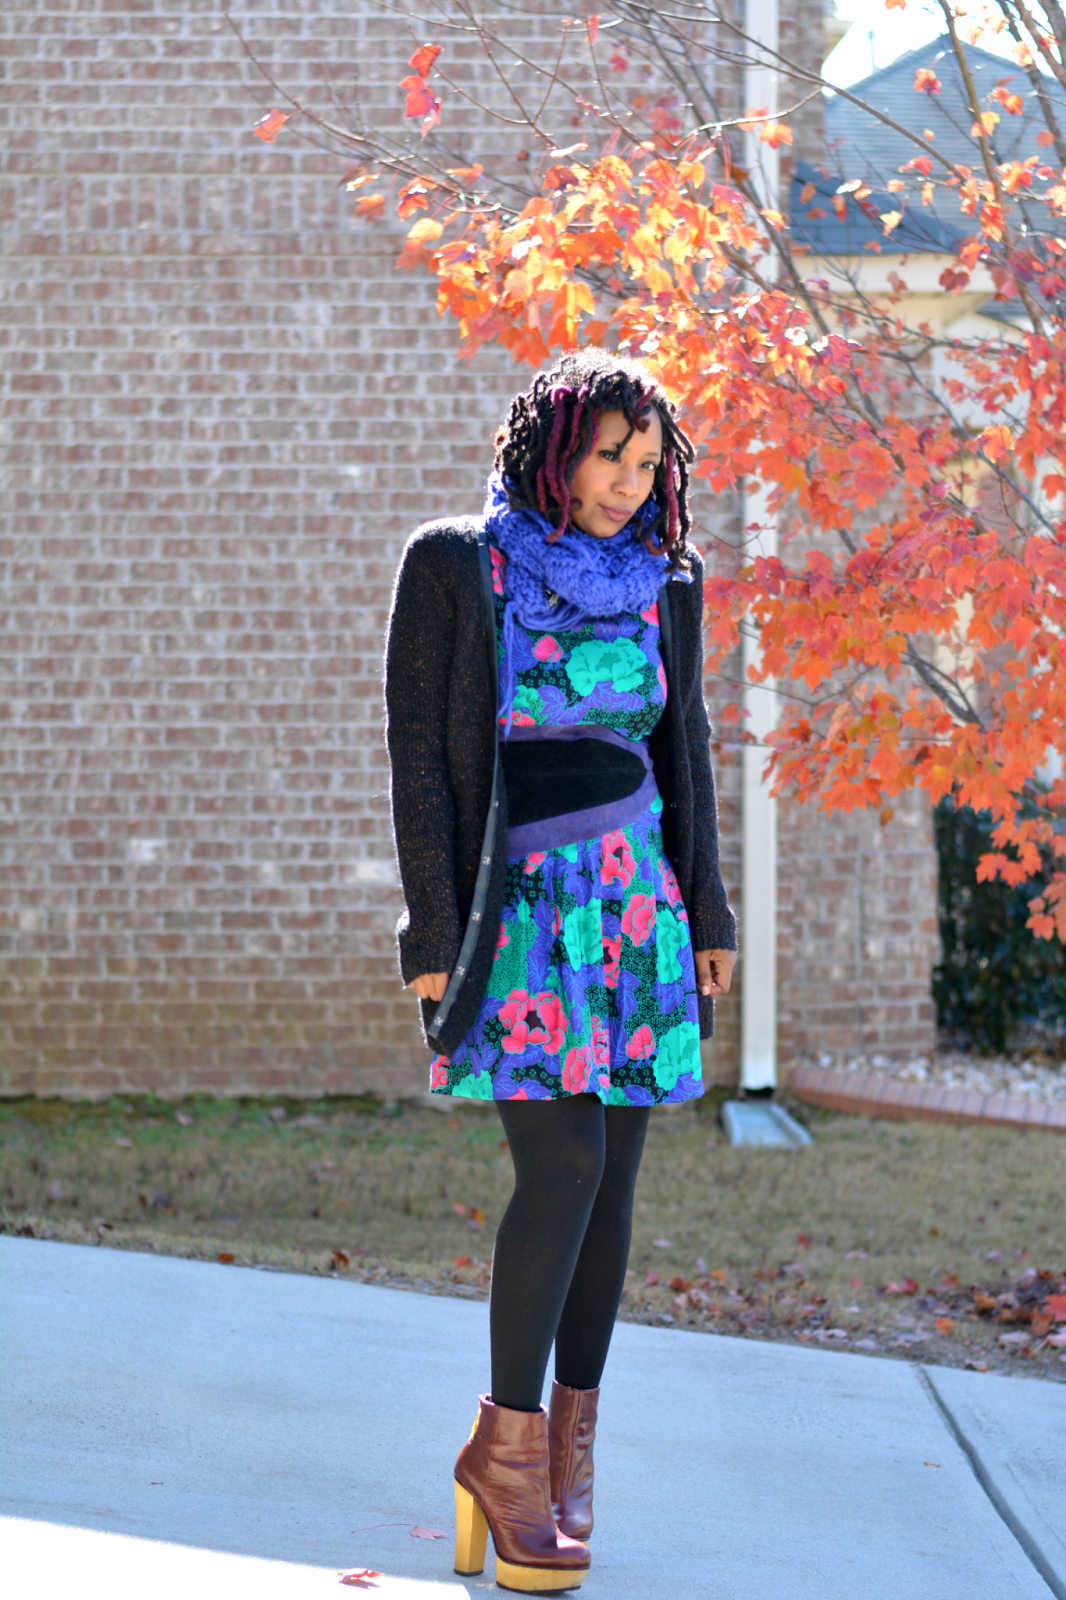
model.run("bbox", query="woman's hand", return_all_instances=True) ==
[410,972,449,1003]
[694,949,736,997]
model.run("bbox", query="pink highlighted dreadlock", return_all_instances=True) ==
[494,348,695,567]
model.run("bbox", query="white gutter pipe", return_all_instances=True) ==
[740,0,780,1091]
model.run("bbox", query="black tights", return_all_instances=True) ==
[490,1095,650,1413]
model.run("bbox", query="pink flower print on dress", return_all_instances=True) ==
[626,1023,656,1060]
[552,907,563,936]
[562,1046,593,1095]
[499,989,533,1030]
[532,635,563,663]
[590,1017,610,1067]
[640,600,659,625]
[601,829,636,889]
[494,924,510,961]
[430,1057,450,1089]
[524,851,547,875]
[508,707,537,727]
[529,990,567,1055]
[490,545,507,596]
[501,1019,533,1054]
[660,860,684,909]
[621,892,656,947]
[656,661,668,699]
[602,935,621,989]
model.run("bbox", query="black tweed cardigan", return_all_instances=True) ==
[384,516,737,1057]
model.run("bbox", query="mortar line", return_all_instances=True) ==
[916,1364,1064,1600]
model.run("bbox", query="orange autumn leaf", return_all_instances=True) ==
[253,109,292,144]
[409,43,442,78]
[914,68,941,95]
[759,121,793,149]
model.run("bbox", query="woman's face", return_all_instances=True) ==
[567,407,663,539]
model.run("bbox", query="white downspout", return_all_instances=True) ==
[741,0,779,1092]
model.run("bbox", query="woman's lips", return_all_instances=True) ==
[601,504,633,522]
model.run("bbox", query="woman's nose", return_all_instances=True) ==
[612,463,640,496]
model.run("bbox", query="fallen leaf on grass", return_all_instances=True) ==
[332,1250,350,1269]
[651,1238,673,1248]
[964,1358,989,1371]
[668,1276,692,1291]
[935,1316,957,1335]
[797,1234,810,1248]
[644,1272,660,1286]
[1031,1310,1053,1338]
[217,1252,235,1264]
[338,1571,380,1588]
[410,1527,447,1540]
[883,1277,919,1295]
[452,1255,473,1268]
[114,1138,132,1148]
[175,1112,195,1127]
[850,1277,864,1288]
[1047,1293,1066,1321]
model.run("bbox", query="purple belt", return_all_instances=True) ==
[503,724,658,857]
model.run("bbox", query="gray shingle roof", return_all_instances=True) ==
[791,35,1064,255]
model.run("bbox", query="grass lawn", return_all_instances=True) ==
[3,1092,1064,1382]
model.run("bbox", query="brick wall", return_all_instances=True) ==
[1,0,934,1101]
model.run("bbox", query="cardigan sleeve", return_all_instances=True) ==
[384,532,464,985]
[677,553,737,953]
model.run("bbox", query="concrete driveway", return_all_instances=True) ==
[2,1238,1063,1598]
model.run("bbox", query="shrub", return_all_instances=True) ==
[934,798,1066,1055]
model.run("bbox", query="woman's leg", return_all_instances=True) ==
[491,1095,608,1413]
[552,1105,651,1391]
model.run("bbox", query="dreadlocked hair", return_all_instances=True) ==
[492,347,696,570]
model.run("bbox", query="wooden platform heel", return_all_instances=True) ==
[453,1395,590,1593]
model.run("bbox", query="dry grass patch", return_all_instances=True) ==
[2,1094,1063,1380]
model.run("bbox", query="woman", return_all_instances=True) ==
[385,348,736,1592]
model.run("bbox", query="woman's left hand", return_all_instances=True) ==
[694,949,736,996]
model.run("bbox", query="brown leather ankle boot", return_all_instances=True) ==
[453,1395,590,1593]
[547,1381,599,1542]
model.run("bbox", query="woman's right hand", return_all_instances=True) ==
[410,972,449,1002]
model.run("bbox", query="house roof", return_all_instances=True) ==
[791,35,1064,255]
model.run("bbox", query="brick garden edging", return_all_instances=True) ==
[788,1065,1066,1134]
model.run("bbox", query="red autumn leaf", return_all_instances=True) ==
[850,1277,863,1288]
[452,1201,467,1215]
[338,1571,380,1588]
[645,1272,661,1286]
[217,1252,235,1264]
[914,68,941,96]
[1037,128,1055,146]
[409,43,442,79]
[400,77,441,123]
[452,1255,473,1267]
[331,1249,350,1269]
[668,1275,692,1291]
[935,1316,957,1334]
[587,14,599,45]
[1047,1294,1066,1321]
[797,1234,810,1248]
[253,109,291,144]
[610,51,629,71]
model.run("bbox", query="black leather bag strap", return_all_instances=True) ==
[428,523,501,1042]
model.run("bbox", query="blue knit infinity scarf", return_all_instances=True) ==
[482,470,686,732]
[483,470,670,630]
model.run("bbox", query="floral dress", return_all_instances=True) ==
[429,544,702,1107]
